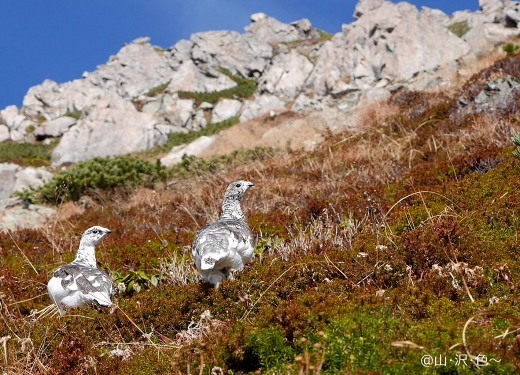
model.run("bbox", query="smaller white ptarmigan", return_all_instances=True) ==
[47,226,115,316]
[192,180,255,287]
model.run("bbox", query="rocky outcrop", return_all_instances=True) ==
[0,163,53,201]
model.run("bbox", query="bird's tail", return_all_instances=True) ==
[200,253,224,271]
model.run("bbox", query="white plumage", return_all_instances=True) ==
[192,180,255,287]
[47,226,114,316]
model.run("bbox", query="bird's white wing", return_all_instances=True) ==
[50,264,114,310]
[193,218,254,271]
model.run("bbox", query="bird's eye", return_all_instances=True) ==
[92,229,99,234]
[236,183,241,187]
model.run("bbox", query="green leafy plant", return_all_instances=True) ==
[33,156,167,203]
[448,21,470,37]
[113,270,161,295]
[503,43,520,55]
[513,133,520,158]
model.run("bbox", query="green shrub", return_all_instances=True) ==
[513,133,520,158]
[245,328,296,372]
[178,68,257,105]
[144,81,171,97]
[503,43,520,55]
[0,141,57,166]
[448,21,470,37]
[34,156,167,203]
[113,269,161,295]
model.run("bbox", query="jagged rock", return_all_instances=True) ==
[190,30,272,77]
[33,116,77,140]
[167,60,237,93]
[0,164,18,200]
[189,109,208,131]
[211,99,242,123]
[260,50,314,99]
[246,13,319,43]
[0,163,52,200]
[13,167,53,193]
[0,105,36,141]
[85,38,174,99]
[239,94,286,123]
[505,1,520,27]
[458,76,520,115]
[51,107,166,166]
[160,135,215,167]
[0,203,56,232]
[0,125,9,143]
[23,79,132,120]
[354,0,384,19]
[308,0,472,95]
[479,0,505,23]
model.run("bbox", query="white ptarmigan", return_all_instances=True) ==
[192,180,255,287]
[47,226,115,316]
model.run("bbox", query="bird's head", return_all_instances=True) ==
[80,226,112,247]
[224,180,254,201]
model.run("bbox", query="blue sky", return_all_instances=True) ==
[0,1,479,110]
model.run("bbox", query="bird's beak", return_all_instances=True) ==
[247,182,255,188]
[106,230,112,234]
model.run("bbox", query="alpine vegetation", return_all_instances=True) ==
[47,226,114,316]
[192,180,255,287]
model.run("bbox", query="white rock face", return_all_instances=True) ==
[190,30,273,77]
[0,164,19,200]
[211,99,242,123]
[33,116,77,139]
[0,204,56,232]
[167,60,237,93]
[307,0,472,95]
[240,94,286,123]
[160,135,215,167]
[0,125,9,142]
[0,163,53,200]
[51,107,162,166]
[260,50,314,99]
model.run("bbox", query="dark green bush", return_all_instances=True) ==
[178,68,257,105]
[503,43,520,55]
[513,133,520,158]
[245,328,296,372]
[35,156,167,203]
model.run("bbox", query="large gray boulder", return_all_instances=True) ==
[85,37,174,99]
[240,94,286,123]
[0,105,36,142]
[0,164,18,200]
[190,30,273,77]
[167,60,237,93]
[307,1,473,95]
[246,13,319,43]
[33,116,77,140]
[160,135,215,167]
[211,99,242,123]
[0,125,9,143]
[260,50,314,100]
[0,163,53,200]
[50,106,170,166]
